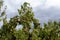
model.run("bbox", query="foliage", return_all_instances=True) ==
[0,0,3,9]
[0,1,60,40]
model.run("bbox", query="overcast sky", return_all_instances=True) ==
[0,0,59,24]
[4,0,60,9]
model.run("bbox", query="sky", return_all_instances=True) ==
[4,0,60,9]
[0,0,60,29]
[3,0,60,20]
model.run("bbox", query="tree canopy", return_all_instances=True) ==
[0,1,60,40]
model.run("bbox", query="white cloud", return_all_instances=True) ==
[4,0,45,8]
[44,0,60,8]
[3,0,45,17]
[3,0,60,20]
[24,0,44,7]
[3,0,60,9]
